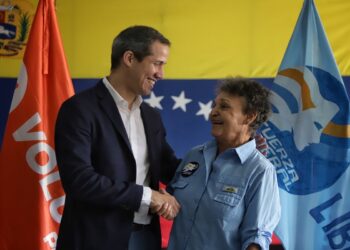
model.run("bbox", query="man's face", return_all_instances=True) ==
[129,41,169,96]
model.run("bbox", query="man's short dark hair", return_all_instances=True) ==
[217,77,271,132]
[111,25,171,70]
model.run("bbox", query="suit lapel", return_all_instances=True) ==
[140,103,157,172]
[95,81,133,152]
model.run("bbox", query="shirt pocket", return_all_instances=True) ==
[212,178,243,208]
[171,180,189,191]
[214,193,241,207]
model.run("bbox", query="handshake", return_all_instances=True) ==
[150,189,180,220]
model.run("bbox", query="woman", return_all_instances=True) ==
[167,77,281,250]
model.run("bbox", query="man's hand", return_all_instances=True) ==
[255,133,268,156]
[150,189,180,220]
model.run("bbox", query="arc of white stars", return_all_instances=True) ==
[144,91,164,109]
[171,90,192,112]
[196,100,212,120]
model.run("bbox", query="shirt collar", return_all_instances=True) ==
[102,77,143,109]
[233,139,256,164]
[201,139,256,165]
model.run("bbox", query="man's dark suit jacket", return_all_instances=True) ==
[55,81,180,250]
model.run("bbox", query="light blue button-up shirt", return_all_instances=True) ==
[167,139,281,250]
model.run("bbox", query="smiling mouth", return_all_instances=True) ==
[211,120,223,125]
[148,79,156,87]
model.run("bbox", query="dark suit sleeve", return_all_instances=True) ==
[55,98,143,211]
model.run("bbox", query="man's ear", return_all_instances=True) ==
[122,50,134,67]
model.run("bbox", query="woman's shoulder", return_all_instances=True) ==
[190,140,215,153]
[250,149,276,172]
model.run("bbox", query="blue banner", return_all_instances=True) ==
[263,0,350,249]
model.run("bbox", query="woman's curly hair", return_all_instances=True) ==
[217,77,271,133]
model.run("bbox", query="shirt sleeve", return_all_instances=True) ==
[240,164,281,250]
[140,186,152,208]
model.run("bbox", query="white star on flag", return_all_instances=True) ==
[171,90,192,112]
[196,100,212,120]
[144,91,164,109]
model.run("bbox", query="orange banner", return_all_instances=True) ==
[0,0,74,249]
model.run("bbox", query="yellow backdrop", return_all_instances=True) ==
[1,0,349,78]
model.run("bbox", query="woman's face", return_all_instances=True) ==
[209,91,251,146]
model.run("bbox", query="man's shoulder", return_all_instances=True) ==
[64,80,103,106]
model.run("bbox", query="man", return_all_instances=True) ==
[55,25,181,250]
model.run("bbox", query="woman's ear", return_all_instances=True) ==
[245,112,257,126]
